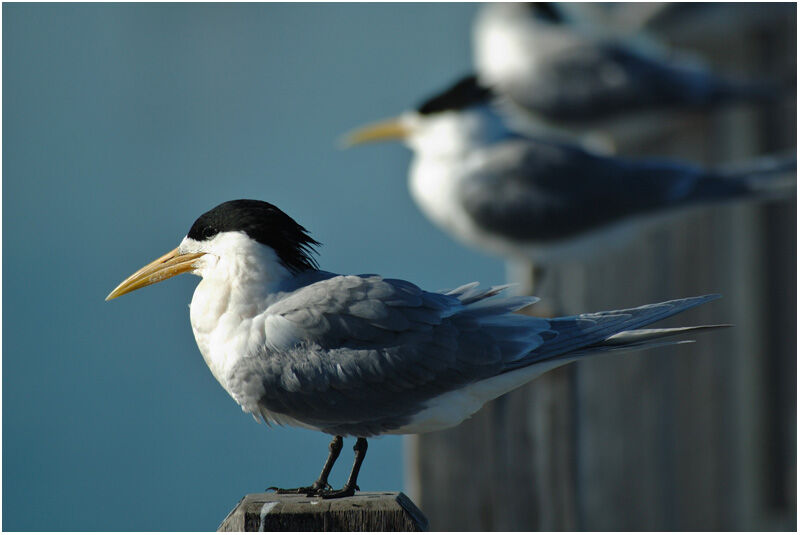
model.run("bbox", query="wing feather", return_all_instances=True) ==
[250,276,549,434]
[460,140,702,242]
[246,276,719,436]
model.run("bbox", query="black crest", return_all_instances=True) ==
[417,75,493,115]
[187,200,320,273]
[529,3,564,23]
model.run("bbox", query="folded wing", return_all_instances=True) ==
[245,276,721,436]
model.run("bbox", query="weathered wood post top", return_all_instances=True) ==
[218,492,429,531]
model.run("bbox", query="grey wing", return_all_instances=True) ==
[249,275,549,436]
[509,43,766,121]
[459,139,704,242]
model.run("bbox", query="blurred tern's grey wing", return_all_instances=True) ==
[459,139,707,242]
[244,275,548,436]
[507,43,769,122]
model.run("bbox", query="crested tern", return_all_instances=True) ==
[107,199,725,498]
[473,3,773,128]
[345,75,795,268]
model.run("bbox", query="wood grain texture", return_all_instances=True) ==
[218,492,428,532]
[407,5,795,530]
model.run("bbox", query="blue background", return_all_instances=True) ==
[2,3,508,531]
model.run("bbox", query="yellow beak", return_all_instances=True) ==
[105,247,204,301]
[341,118,410,147]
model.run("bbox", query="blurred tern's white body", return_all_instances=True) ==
[472,2,770,129]
[403,107,635,263]
[347,79,795,267]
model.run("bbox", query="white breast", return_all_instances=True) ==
[408,156,468,236]
[190,279,264,387]
[474,4,577,89]
[408,150,540,262]
[183,232,297,416]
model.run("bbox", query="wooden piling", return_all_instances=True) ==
[218,492,428,532]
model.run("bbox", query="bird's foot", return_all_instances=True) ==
[268,481,332,494]
[311,484,359,499]
[267,486,312,495]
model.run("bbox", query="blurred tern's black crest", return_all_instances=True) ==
[417,75,493,115]
[528,2,564,23]
[187,199,320,273]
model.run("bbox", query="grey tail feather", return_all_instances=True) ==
[508,294,723,371]
[695,152,797,202]
[716,152,796,193]
[596,324,731,346]
[563,324,731,359]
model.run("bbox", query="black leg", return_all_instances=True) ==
[316,437,368,499]
[268,435,343,494]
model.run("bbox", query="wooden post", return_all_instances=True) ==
[407,5,795,530]
[218,492,428,532]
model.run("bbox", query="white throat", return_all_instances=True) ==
[180,232,293,385]
[405,106,512,158]
[405,107,515,256]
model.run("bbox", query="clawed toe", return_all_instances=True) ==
[267,436,367,501]
[316,485,357,499]
[268,485,315,494]
[270,480,333,495]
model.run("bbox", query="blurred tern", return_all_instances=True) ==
[345,76,795,272]
[107,199,725,498]
[473,3,773,128]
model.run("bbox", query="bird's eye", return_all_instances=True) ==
[202,227,216,240]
